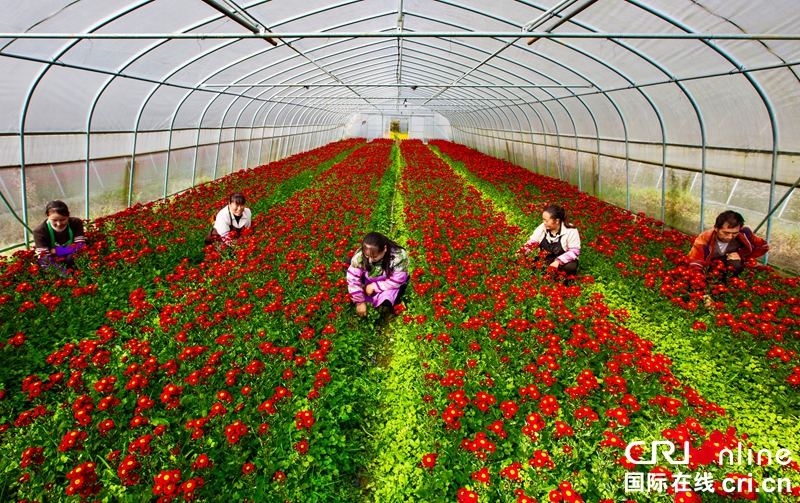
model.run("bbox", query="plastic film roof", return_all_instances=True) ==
[0,1,797,138]
[1,0,800,250]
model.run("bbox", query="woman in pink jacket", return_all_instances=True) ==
[346,232,409,317]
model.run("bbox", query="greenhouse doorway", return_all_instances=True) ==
[389,118,409,140]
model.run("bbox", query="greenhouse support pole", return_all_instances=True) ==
[464,115,482,155]
[754,175,800,234]
[574,110,581,190]
[244,112,259,170]
[456,117,470,152]
[520,107,536,174]
[283,107,307,157]
[258,125,271,165]
[164,115,176,199]
[230,97,254,173]
[277,116,291,161]
[276,102,294,160]
[0,190,34,236]
[85,139,90,218]
[275,129,284,163]
[497,108,517,165]
[465,115,485,156]
[286,106,308,156]
[265,124,276,165]
[50,165,66,198]
[246,101,271,169]
[304,124,313,152]
[260,102,286,165]
[778,190,793,219]
[456,117,480,151]
[507,118,519,167]
[290,120,304,157]
[304,119,317,152]
[259,111,276,165]
[193,104,221,188]
[554,99,580,184]
[529,106,547,174]
[212,124,224,181]
[498,110,513,164]
[493,112,506,162]
[725,180,739,205]
[299,120,311,153]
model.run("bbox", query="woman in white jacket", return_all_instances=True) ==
[520,204,580,276]
[209,192,252,248]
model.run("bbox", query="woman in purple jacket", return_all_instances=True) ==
[346,232,409,317]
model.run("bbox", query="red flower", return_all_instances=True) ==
[471,466,490,485]
[191,453,213,470]
[421,453,438,468]
[458,488,479,503]
[66,461,102,498]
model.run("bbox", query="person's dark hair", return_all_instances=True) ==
[230,193,246,205]
[362,231,404,278]
[715,210,744,230]
[543,204,575,229]
[45,200,70,217]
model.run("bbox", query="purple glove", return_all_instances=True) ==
[54,243,85,258]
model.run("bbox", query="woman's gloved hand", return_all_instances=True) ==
[54,242,85,257]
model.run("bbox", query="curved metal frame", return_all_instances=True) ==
[3,0,794,268]
[627,0,778,257]
[19,1,156,246]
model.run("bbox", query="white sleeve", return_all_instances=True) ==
[565,228,581,250]
[213,207,231,236]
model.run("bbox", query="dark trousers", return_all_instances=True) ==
[545,254,578,276]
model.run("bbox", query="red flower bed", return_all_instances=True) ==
[430,139,800,392]
[391,140,800,502]
[0,139,392,501]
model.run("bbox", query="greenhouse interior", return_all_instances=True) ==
[1,0,799,501]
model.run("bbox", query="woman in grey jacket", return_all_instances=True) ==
[520,204,581,276]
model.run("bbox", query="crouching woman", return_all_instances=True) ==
[33,200,86,270]
[346,232,409,317]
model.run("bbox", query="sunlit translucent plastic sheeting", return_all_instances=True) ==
[0,0,796,256]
